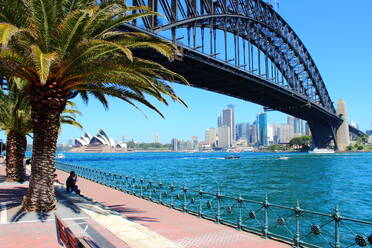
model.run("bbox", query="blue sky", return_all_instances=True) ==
[1,0,371,144]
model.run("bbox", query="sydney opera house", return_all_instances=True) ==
[72,129,127,152]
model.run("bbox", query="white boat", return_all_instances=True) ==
[308,148,335,154]
[278,156,289,160]
[57,153,65,159]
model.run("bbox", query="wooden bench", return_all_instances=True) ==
[55,214,98,248]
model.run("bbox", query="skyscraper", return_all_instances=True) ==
[217,115,222,127]
[304,122,311,135]
[218,105,235,146]
[192,136,199,150]
[249,121,258,144]
[236,123,250,141]
[218,126,231,148]
[205,128,216,146]
[258,112,268,146]
[293,118,303,134]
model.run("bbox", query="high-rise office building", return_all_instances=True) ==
[236,122,250,141]
[205,128,216,146]
[304,122,311,135]
[258,112,268,146]
[217,105,235,146]
[293,118,303,134]
[192,136,199,150]
[250,121,258,144]
[218,126,231,148]
[217,115,222,127]
[171,138,178,151]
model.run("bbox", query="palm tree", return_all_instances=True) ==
[0,78,30,182]
[0,0,187,211]
[0,78,83,182]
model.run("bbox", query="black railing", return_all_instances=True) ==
[56,162,372,248]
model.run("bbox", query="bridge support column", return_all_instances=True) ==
[308,120,340,149]
[335,99,350,151]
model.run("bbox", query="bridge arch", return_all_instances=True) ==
[131,0,335,113]
[126,0,353,149]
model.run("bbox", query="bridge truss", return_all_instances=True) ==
[122,0,364,148]
[130,0,335,113]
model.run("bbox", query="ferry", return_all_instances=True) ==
[308,148,335,154]
[278,156,289,160]
[225,155,240,160]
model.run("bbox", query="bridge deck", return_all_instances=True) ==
[54,169,291,248]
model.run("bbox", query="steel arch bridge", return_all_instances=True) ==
[126,0,355,148]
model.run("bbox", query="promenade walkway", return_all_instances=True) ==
[0,162,291,248]
[54,169,290,248]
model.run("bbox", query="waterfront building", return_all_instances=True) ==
[204,128,216,146]
[72,129,123,152]
[218,126,231,148]
[368,135,372,144]
[258,112,268,146]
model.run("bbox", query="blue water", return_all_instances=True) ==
[59,151,372,220]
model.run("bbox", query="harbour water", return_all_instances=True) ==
[59,151,372,221]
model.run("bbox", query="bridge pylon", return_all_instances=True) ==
[335,99,350,151]
[308,120,340,150]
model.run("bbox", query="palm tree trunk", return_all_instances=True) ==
[5,131,26,182]
[22,86,67,212]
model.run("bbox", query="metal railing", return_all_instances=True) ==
[56,162,372,248]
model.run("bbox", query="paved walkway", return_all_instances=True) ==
[0,162,291,248]
[54,169,290,248]
[0,164,130,248]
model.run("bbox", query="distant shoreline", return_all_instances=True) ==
[56,149,372,153]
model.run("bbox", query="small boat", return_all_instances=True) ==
[278,156,289,160]
[308,148,335,154]
[225,155,240,160]
[57,153,65,159]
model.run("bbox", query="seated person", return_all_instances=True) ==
[66,171,81,195]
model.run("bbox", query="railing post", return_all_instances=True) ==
[131,177,135,194]
[125,176,129,192]
[149,180,152,200]
[140,178,143,197]
[334,205,341,248]
[263,194,269,238]
[294,200,301,248]
[159,181,162,204]
[183,185,187,212]
[237,194,242,230]
[170,185,174,208]
[216,187,221,223]
[198,187,203,217]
